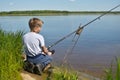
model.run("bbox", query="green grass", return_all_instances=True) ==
[104,57,120,80]
[42,67,78,80]
[51,67,78,80]
[116,57,120,80]
[0,29,23,80]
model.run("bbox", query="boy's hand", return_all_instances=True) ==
[47,50,55,56]
[49,50,55,54]
[42,46,55,55]
[21,53,26,61]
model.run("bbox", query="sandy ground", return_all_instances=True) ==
[20,70,101,80]
[20,71,43,80]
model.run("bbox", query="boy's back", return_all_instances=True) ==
[23,32,45,57]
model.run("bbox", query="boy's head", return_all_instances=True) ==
[29,18,44,33]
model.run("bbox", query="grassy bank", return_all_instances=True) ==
[0,29,23,80]
[51,67,78,80]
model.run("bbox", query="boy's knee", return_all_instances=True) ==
[47,56,53,61]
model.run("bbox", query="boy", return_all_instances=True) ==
[22,18,53,74]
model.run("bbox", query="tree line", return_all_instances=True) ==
[0,10,120,16]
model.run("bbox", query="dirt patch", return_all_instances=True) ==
[20,71,43,80]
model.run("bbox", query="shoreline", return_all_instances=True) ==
[21,69,101,80]
[0,10,120,16]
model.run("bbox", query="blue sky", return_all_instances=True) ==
[0,0,120,12]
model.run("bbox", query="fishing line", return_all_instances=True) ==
[48,4,120,50]
[62,26,84,65]
[48,4,120,66]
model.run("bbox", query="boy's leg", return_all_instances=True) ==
[41,55,52,67]
[26,54,53,75]
[27,54,52,71]
[33,63,43,75]
[23,61,35,73]
[31,54,52,69]
[33,55,53,75]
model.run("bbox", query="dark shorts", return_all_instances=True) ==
[27,54,52,67]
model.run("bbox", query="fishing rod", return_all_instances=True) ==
[48,4,120,49]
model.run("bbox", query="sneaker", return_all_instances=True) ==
[23,61,35,73]
[43,63,52,72]
[33,64,43,75]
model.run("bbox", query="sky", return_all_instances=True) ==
[0,0,120,12]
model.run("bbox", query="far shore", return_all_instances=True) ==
[0,10,120,16]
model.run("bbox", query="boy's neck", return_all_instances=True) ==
[30,30,39,33]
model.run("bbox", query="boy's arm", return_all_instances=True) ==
[42,46,48,54]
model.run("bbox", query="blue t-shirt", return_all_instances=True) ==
[23,32,45,57]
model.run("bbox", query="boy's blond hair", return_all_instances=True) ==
[29,18,44,30]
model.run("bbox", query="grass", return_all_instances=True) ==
[104,57,120,80]
[0,29,23,80]
[41,67,78,80]
[51,67,78,80]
